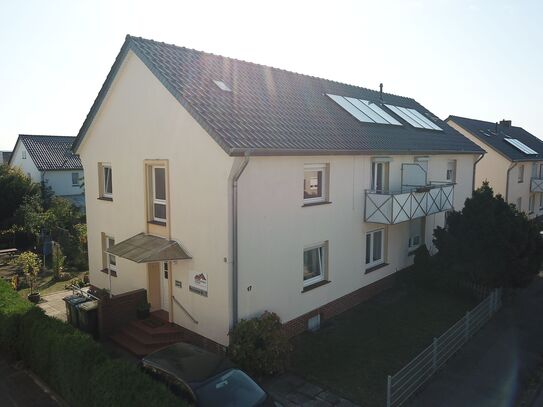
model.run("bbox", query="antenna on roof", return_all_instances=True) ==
[379,83,383,104]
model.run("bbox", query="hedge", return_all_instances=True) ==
[0,280,185,406]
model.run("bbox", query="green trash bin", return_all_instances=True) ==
[77,300,99,339]
[63,295,89,328]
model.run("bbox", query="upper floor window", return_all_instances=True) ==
[152,166,167,222]
[518,164,524,183]
[99,163,113,199]
[532,163,538,179]
[539,164,543,178]
[371,161,389,193]
[366,228,385,269]
[446,160,457,183]
[303,242,327,287]
[71,172,79,186]
[303,164,328,204]
[22,150,26,159]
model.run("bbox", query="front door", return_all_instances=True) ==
[160,262,170,312]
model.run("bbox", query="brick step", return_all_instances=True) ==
[110,332,169,358]
[130,318,186,340]
[122,324,183,346]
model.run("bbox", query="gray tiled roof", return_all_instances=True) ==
[74,35,484,156]
[18,135,82,171]
[1,151,11,163]
[448,116,543,161]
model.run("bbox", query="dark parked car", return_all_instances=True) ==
[141,342,280,407]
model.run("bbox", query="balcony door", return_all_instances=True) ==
[371,162,389,193]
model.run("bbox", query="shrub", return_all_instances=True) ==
[0,279,32,357]
[228,311,292,377]
[413,244,431,273]
[11,251,41,294]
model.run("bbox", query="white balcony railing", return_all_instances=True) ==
[365,182,455,224]
[531,178,543,193]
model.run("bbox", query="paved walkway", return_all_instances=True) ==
[37,290,71,321]
[0,358,60,406]
[263,373,359,406]
[410,278,543,407]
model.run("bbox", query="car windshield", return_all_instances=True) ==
[194,369,266,407]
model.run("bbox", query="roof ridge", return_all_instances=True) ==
[126,34,415,103]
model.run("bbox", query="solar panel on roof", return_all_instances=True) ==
[503,138,538,155]
[385,105,423,128]
[385,104,443,131]
[406,108,442,130]
[327,94,401,126]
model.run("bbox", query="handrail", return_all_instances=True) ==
[172,296,198,324]
[365,181,455,195]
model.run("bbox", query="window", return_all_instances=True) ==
[106,236,116,272]
[100,163,113,198]
[518,165,524,183]
[529,194,535,213]
[539,164,543,178]
[532,163,538,179]
[446,160,457,183]
[303,243,327,287]
[22,150,26,159]
[71,172,79,186]
[408,218,424,250]
[303,164,328,204]
[366,229,385,269]
[540,193,543,210]
[516,197,522,211]
[152,166,167,222]
[371,161,389,193]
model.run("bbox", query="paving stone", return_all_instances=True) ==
[286,391,313,404]
[336,398,359,407]
[302,399,333,407]
[298,382,323,397]
[316,391,341,404]
[281,372,306,387]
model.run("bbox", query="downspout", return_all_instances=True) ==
[232,152,251,327]
[505,162,518,203]
[472,153,485,192]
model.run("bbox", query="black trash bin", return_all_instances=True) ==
[63,295,89,328]
[77,300,99,339]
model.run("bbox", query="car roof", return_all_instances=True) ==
[142,342,236,384]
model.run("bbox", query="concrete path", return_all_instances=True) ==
[37,290,71,321]
[410,278,543,407]
[263,373,360,407]
[0,357,61,406]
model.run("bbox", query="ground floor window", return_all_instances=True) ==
[516,197,522,211]
[303,243,327,287]
[366,229,385,269]
[529,194,535,213]
[540,193,543,210]
[106,236,116,272]
[408,218,424,250]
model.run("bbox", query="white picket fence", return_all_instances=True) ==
[386,288,502,407]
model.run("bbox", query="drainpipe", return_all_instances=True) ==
[232,152,251,327]
[505,162,517,204]
[472,153,485,192]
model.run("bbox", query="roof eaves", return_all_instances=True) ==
[228,147,485,157]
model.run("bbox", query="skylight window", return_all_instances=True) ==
[327,94,401,126]
[504,138,538,155]
[385,104,442,131]
[213,80,231,92]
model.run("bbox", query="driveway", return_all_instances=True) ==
[0,357,61,407]
[410,278,543,406]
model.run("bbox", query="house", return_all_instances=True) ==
[73,35,484,349]
[0,151,11,165]
[447,116,543,217]
[9,135,85,208]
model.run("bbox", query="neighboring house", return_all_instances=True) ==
[447,116,543,218]
[73,35,484,348]
[9,135,85,208]
[0,151,11,164]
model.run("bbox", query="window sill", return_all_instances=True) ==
[365,262,389,274]
[148,220,167,227]
[100,268,117,277]
[302,201,332,208]
[98,196,113,202]
[301,280,330,293]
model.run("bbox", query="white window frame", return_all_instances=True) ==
[529,194,535,213]
[303,164,327,204]
[446,160,457,183]
[152,166,167,222]
[371,161,389,193]
[518,164,524,183]
[106,236,116,272]
[516,197,522,211]
[102,164,113,198]
[532,163,538,179]
[408,219,424,250]
[365,228,385,269]
[303,242,327,287]
[71,172,79,186]
[22,150,26,159]
[539,163,543,178]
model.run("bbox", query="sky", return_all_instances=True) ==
[0,0,542,150]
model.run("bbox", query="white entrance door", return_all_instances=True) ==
[160,262,170,312]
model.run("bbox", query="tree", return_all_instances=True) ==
[433,182,543,288]
[11,251,42,295]
[0,165,40,229]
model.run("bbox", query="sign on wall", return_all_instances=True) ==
[189,271,208,297]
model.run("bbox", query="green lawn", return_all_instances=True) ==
[290,279,478,406]
[18,270,87,297]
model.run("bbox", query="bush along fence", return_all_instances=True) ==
[0,279,184,407]
[386,288,503,407]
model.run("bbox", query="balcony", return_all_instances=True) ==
[365,182,455,224]
[531,178,543,193]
